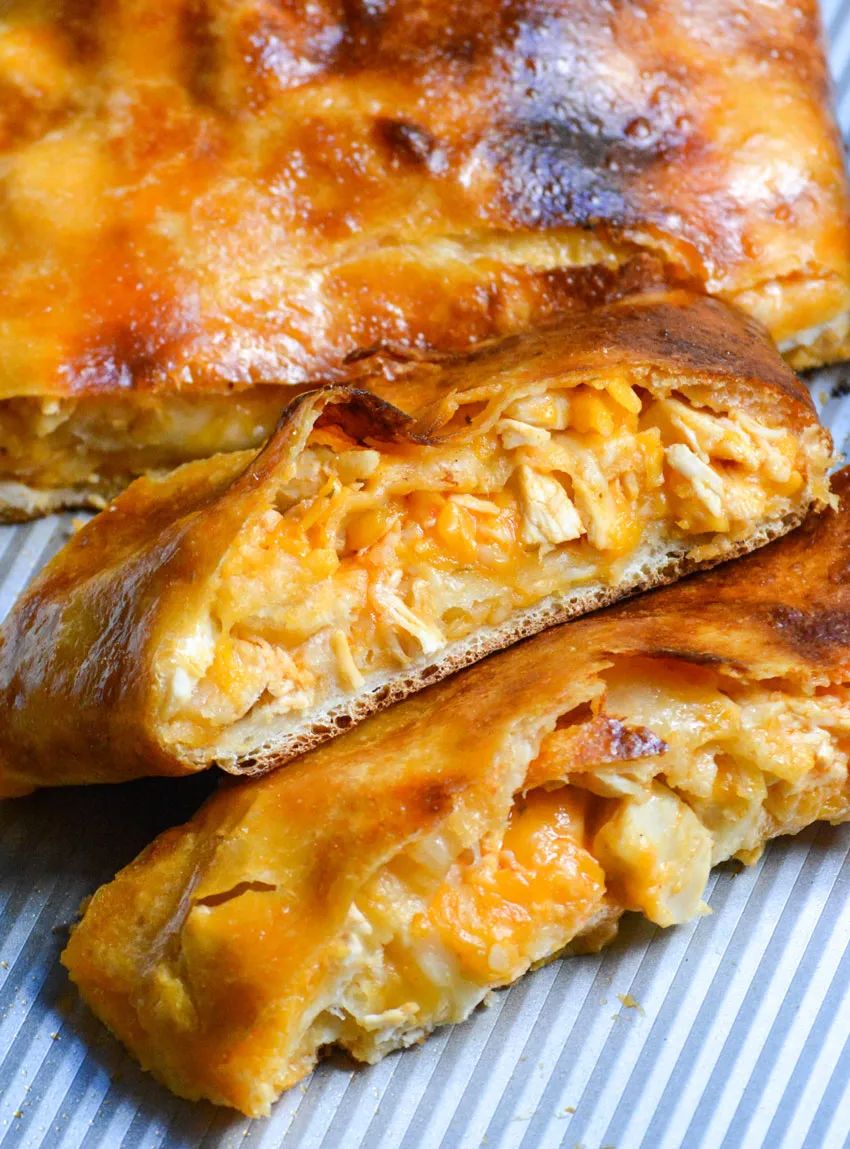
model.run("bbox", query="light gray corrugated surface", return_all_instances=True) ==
[3,6,850,1147]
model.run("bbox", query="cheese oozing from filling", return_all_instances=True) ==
[280,659,850,1071]
[154,380,824,756]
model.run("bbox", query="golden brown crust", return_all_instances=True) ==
[62,467,850,1116]
[589,466,850,679]
[1,0,848,514]
[0,292,831,793]
[361,290,818,437]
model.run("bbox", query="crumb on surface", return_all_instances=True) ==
[617,993,644,1015]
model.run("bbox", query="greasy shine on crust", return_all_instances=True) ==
[0,291,834,793]
[62,469,850,1117]
[1,0,849,516]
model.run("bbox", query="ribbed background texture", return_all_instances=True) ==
[2,4,850,1147]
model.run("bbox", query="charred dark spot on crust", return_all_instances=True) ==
[194,880,277,908]
[54,0,103,62]
[490,96,691,228]
[484,8,701,232]
[316,388,432,445]
[490,121,639,229]
[374,119,447,173]
[586,716,667,764]
[768,607,850,660]
[180,0,221,107]
[406,778,460,819]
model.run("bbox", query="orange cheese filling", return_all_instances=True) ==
[392,659,850,999]
[156,382,823,751]
[149,656,850,1097]
[420,787,605,984]
[406,671,849,992]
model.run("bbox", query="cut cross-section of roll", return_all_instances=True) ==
[2,0,849,521]
[62,468,850,1117]
[0,292,834,792]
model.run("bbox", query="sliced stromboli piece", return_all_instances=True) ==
[62,468,850,1117]
[1,0,849,520]
[0,292,834,793]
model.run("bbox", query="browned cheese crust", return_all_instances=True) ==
[1,0,848,516]
[61,469,850,1117]
[0,292,832,793]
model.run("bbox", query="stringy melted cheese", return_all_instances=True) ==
[154,378,823,756]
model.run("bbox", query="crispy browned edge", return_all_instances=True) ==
[0,291,831,791]
[0,482,118,524]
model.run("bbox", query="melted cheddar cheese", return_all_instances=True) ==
[155,381,822,758]
[282,660,850,1081]
[59,473,850,1117]
[421,788,604,984]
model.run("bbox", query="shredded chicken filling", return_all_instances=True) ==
[294,660,850,1062]
[0,391,288,490]
[155,383,820,748]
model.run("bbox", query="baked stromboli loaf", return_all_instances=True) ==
[0,292,834,793]
[1,0,849,519]
[62,467,850,1117]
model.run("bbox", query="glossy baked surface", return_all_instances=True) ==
[1,0,848,515]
